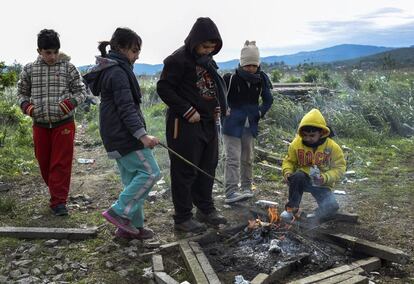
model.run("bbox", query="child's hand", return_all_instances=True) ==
[140,135,159,149]
[284,173,291,184]
[188,111,200,123]
[313,175,325,186]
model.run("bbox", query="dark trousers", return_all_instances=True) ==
[166,115,218,224]
[286,171,339,215]
[33,121,75,208]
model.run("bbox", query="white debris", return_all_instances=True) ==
[334,190,346,195]
[345,170,356,176]
[390,145,400,151]
[235,275,250,284]
[77,158,95,164]
[269,239,282,253]
[255,200,278,208]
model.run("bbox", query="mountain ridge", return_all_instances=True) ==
[79,44,402,75]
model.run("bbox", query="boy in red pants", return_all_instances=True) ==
[17,29,87,216]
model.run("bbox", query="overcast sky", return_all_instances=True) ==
[1,0,413,66]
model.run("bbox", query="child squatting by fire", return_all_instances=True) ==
[281,108,346,222]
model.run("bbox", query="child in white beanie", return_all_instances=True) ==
[222,40,274,204]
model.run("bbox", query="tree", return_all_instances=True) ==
[0,62,18,91]
[271,70,283,83]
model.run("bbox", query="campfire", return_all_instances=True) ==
[201,204,355,282]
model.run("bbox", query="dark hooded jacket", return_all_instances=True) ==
[156,17,227,121]
[83,51,146,159]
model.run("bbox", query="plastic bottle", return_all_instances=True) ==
[309,165,321,186]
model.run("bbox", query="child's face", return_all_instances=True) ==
[301,130,322,144]
[120,45,141,64]
[38,49,59,65]
[242,64,259,74]
[195,41,217,56]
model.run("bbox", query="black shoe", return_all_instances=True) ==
[174,218,206,233]
[196,210,227,226]
[51,204,68,216]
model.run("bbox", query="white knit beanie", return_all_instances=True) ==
[240,40,260,67]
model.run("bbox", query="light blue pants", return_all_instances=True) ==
[111,148,161,228]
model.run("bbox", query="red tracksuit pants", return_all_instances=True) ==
[33,121,75,208]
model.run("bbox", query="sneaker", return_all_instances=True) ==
[115,227,154,240]
[174,218,206,233]
[102,208,140,234]
[242,189,254,198]
[196,210,227,226]
[224,192,250,204]
[51,204,68,216]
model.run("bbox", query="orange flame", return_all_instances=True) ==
[268,207,279,223]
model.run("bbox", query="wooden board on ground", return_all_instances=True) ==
[305,212,359,224]
[288,257,380,284]
[0,226,97,240]
[179,240,209,284]
[154,272,179,284]
[255,147,283,165]
[324,233,410,264]
[265,253,310,284]
[257,162,282,173]
[152,254,164,272]
[250,273,269,284]
[189,241,221,284]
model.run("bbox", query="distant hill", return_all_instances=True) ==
[328,47,414,69]
[218,44,394,71]
[78,44,397,75]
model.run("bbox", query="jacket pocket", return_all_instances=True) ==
[173,118,179,139]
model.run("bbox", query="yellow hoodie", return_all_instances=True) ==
[282,109,346,189]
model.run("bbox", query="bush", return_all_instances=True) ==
[271,70,283,83]
[302,68,320,83]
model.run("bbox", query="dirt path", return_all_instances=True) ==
[0,126,413,283]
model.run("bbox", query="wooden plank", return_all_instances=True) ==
[315,269,364,283]
[152,254,164,272]
[189,241,221,284]
[305,212,358,224]
[254,147,283,165]
[265,253,310,283]
[351,257,382,272]
[0,226,97,240]
[338,275,368,284]
[159,241,179,252]
[325,233,410,264]
[288,264,356,284]
[179,240,209,284]
[288,257,379,284]
[154,272,179,284]
[257,162,282,173]
[251,273,269,284]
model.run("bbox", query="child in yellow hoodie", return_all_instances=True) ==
[281,109,346,221]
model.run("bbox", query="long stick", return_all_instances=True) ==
[158,142,224,186]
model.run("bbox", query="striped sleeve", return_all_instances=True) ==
[17,64,32,106]
[68,63,87,106]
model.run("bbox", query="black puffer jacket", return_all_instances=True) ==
[157,17,226,121]
[84,51,146,158]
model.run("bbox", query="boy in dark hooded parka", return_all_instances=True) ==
[157,17,228,233]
